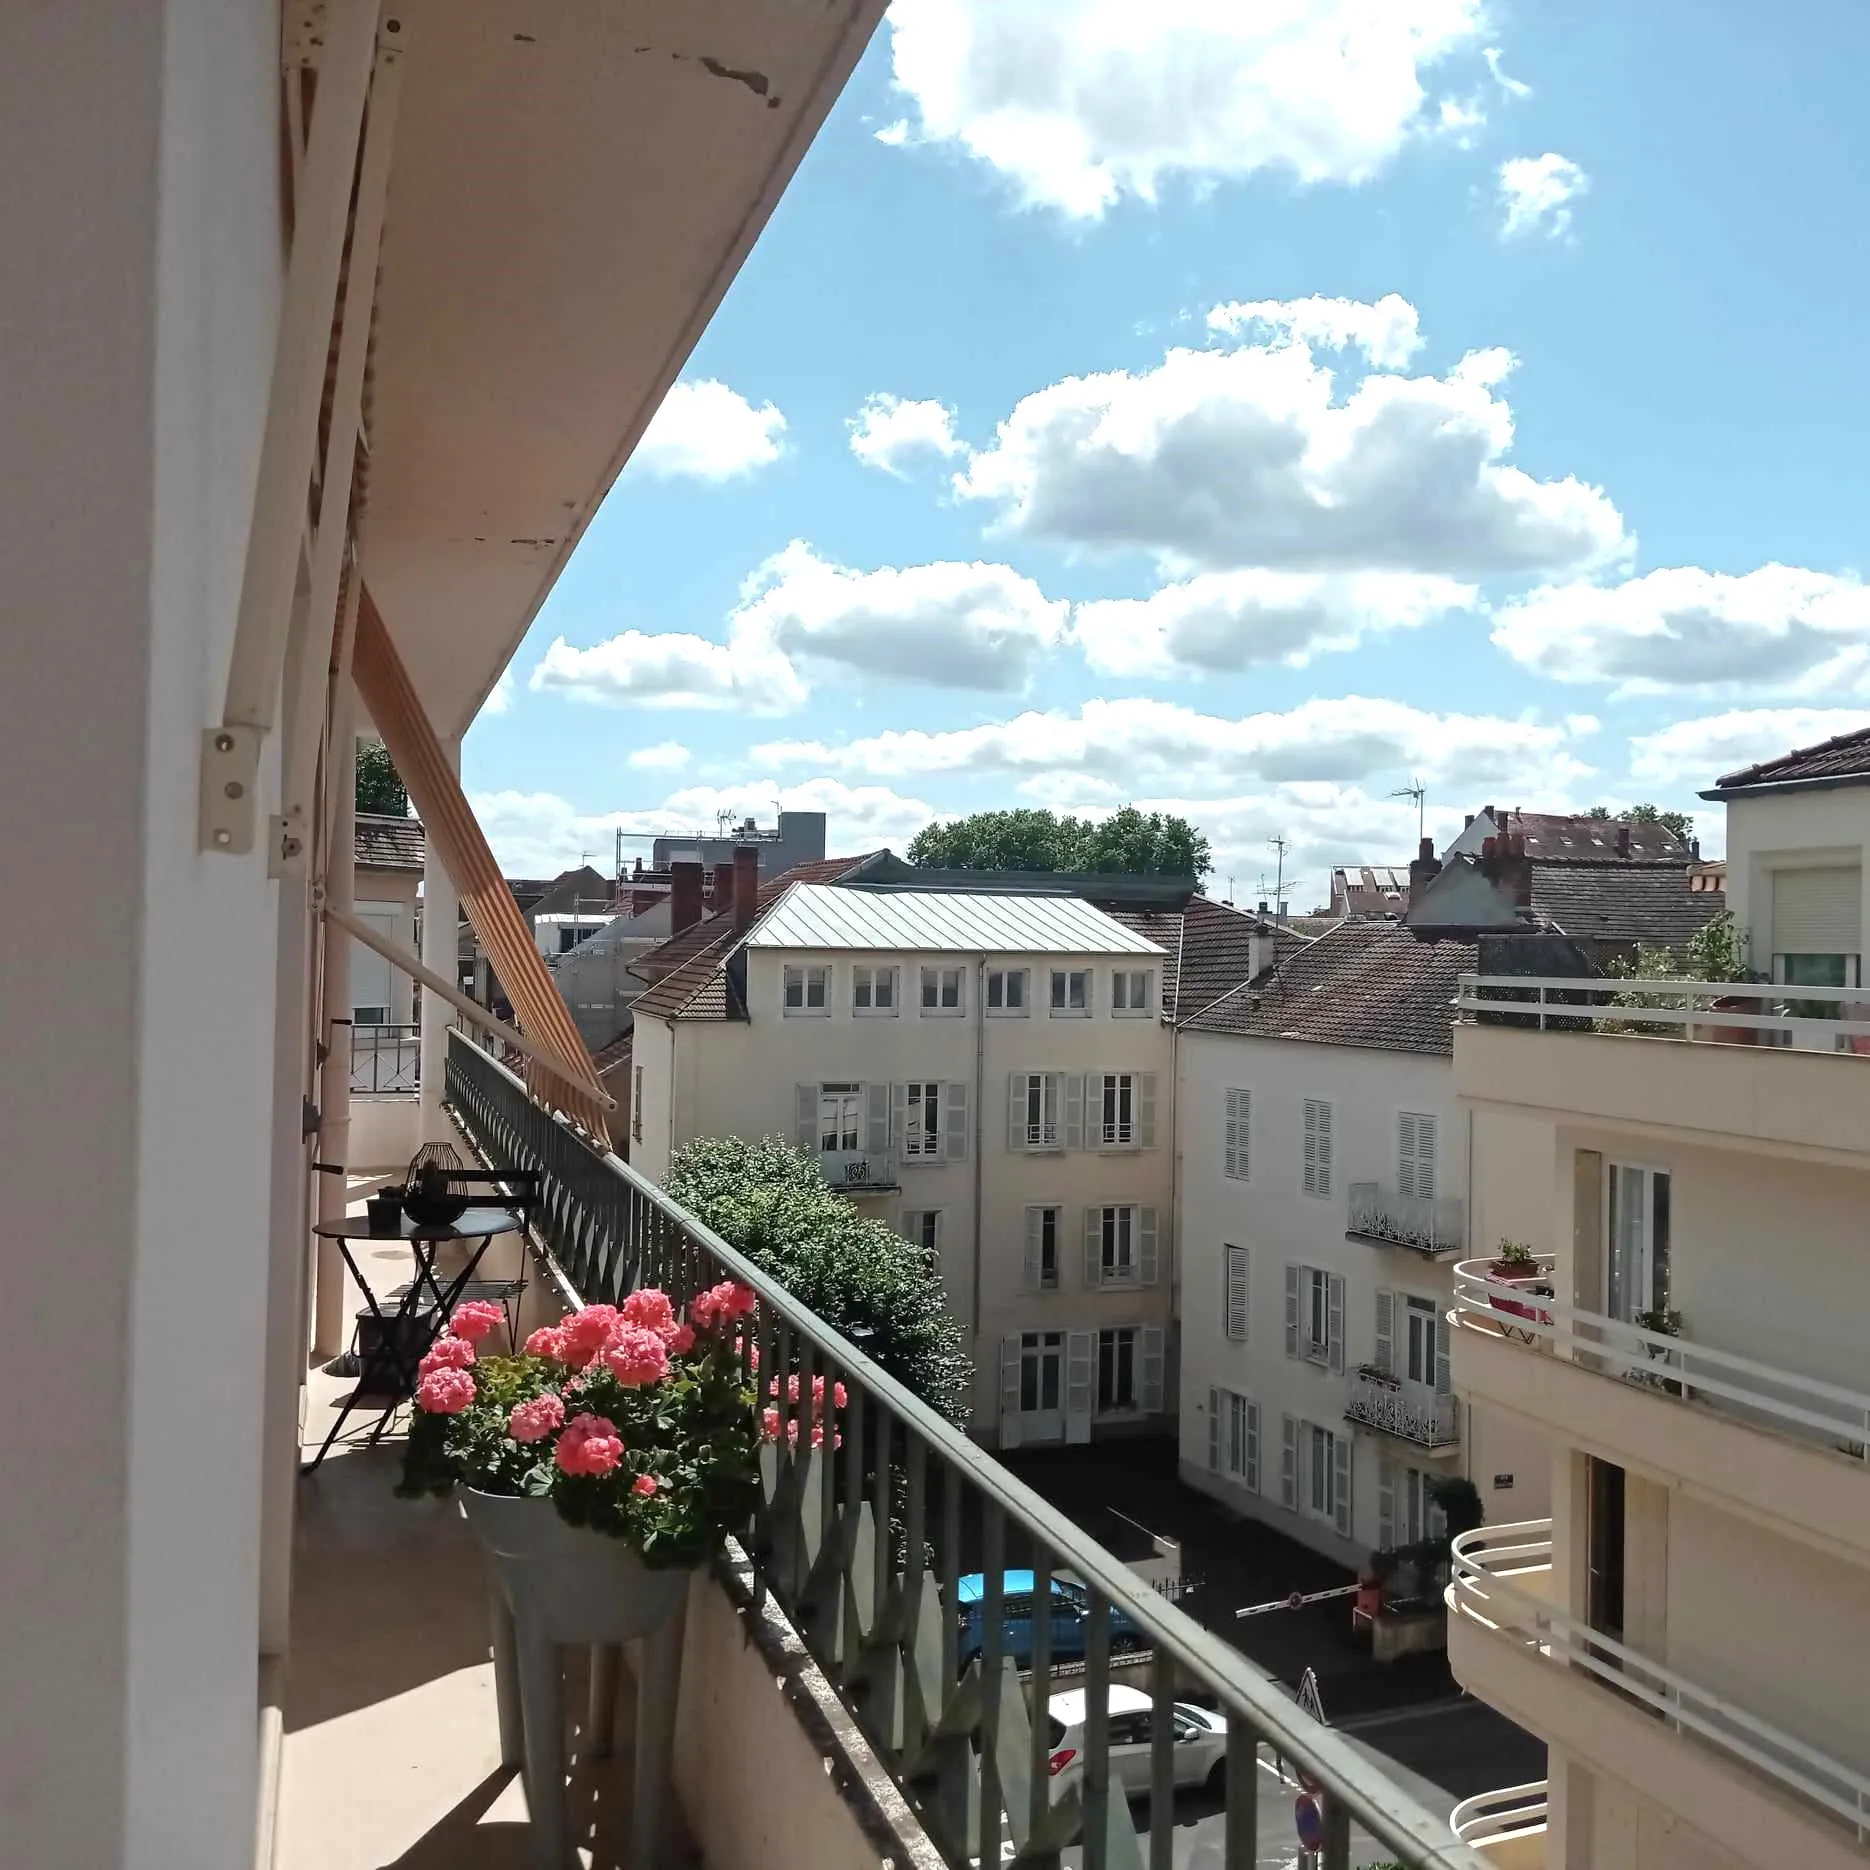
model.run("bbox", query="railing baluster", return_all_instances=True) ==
[977,1506,1006,1870]
[901,1434,929,1762]
[1222,1713,1257,1870]
[1082,1593,1110,1870]
[1147,1647,1175,1870]
[1322,1789,1352,1869]
[1027,1547,1056,1869]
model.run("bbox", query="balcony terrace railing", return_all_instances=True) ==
[444,1032,1490,1870]
[1451,1258,1870,1463]
[819,1146,900,1192]
[348,1020,420,1094]
[1449,1521,1870,1841]
[1347,1182,1465,1257]
[1448,1779,1547,1853]
[1344,1369,1462,1451]
[1456,974,1870,1050]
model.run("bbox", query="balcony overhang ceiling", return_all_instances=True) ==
[354,0,886,738]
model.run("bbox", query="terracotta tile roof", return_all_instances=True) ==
[591,1031,634,1074]
[1486,811,1687,860]
[354,813,424,871]
[1530,862,1725,950]
[1710,724,1870,792]
[1090,896,1303,1022]
[1184,921,1476,1056]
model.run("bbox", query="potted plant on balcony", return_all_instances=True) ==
[398,1281,771,1870]
[1630,1305,1685,1394]
[1486,1239,1552,1331]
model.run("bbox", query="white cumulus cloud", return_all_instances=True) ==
[1498,152,1588,239]
[1627,708,1870,788]
[626,741,691,772]
[479,669,516,718]
[848,394,967,476]
[1205,291,1424,368]
[956,300,1629,577]
[631,379,787,481]
[528,629,807,714]
[1491,565,1870,696]
[1072,570,1478,677]
[881,0,1489,218]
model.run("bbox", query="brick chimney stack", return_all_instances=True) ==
[1408,834,1442,904]
[1615,823,1631,860]
[733,844,760,932]
[710,860,735,915]
[670,861,704,934]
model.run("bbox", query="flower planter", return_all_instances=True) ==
[1487,1268,1552,1331]
[462,1489,693,1870]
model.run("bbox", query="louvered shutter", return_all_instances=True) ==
[1333,1434,1353,1539]
[1063,1072,1085,1150]
[1244,1402,1262,1494]
[1399,1112,1436,1201]
[1376,1452,1396,1551]
[1138,1073,1158,1147]
[1224,1088,1249,1180]
[1140,1328,1165,1412]
[1024,1208,1043,1290]
[1280,1414,1299,1509]
[944,1081,969,1160]
[1374,1288,1395,1377]
[1138,1209,1159,1286]
[1000,1339,1024,1450]
[795,1084,819,1151]
[1284,1264,1301,1357]
[1303,1099,1334,1197]
[891,1082,909,1157]
[1435,1314,1452,1397]
[1302,1100,1319,1194]
[1397,1112,1419,1199]
[1065,1334,1094,1443]
[1328,1273,1346,1374]
[1224,1245,1249,1341]
[1207,1387,1221,1471]
[1007,1073,1026,1151]
[1083,1209,1103,1288]
[864,1083,891,1156]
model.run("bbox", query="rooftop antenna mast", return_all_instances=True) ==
[1390,776,1427,843]
[1267,835,1290,924]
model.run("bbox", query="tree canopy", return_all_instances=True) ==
[356,741,410,817]
[907,806,1212,882]
[1583,801,1694,845]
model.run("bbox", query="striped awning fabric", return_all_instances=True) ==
[352,587,612,1143]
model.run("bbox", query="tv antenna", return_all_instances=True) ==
[1267,835,1290,920]
[1390,777,1427,842]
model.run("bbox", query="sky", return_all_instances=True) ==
[465,0,1870,909]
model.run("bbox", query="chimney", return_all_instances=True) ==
[1463,813,1474,829]
[1615,824,1631,860]
[670,860,704,934]
[711,860,735,915]
[733,844,760,932]
[1502,831,1533,908]
[1408,834,1442,904]
[1480,834,1499,872]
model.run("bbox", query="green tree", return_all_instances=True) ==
[1583,802,1694,845]
[907,806,1211,881]
[666,1136,973,1423]
[356,740,410,816]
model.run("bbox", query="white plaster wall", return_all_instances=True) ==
[1721,786,1870,964]
[633,1015,677,1182]
[355,870,419,1023]
[0,3,283,1865]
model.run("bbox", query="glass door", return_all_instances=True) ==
[1586,1456,1627,1645]
[1605,1164,1670,1348]
[1019,1331,1065,1442]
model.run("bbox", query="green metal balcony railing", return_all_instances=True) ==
[446,1032,1489,1870]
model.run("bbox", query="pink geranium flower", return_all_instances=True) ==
[418,1335,476,1379]
[631,1473,661,1497]
[507,1393,565,1444]
[555,1413,624,1476]
[416,1366,476,1414]
[524,1324,568,1361]
[620,1288,677,1338]
[601,1323,670,1388]
[449,1300,506,1344]
[690,1280,758,1331]
[666,1323,695,1355]
[557,1304,622,1369]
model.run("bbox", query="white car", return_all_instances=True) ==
[1045,1685,1229,1800]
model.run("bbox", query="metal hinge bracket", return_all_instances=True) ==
[200,726,263,854]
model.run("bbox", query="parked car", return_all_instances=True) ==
[955,1570,1147,1666]
[1045,1685,1229,1799]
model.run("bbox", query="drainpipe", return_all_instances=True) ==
[970,956,986,1352]
[311,693,356,1358]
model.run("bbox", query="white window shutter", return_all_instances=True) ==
[1417,1115,1437,1202]
[1225,1245,1250,1341]
[1065,1333,1094,1443]
[1376,1452,1396,1551]
[890,1082,908,1159]
[1280,1414,1298,1509]
[1333,1433,1353,1539]
[1138,1208,1159,1286]
[1138,1072,1158,1147]
[1328,1273,1346,1374]
[1317,1101,1334,1196]
[1007,1073,1025,1151]
[1284,1263,1301,1358]
[1207,1387,1221,1471]
[1435,1314,1453,1397]
[1140,1328,1165,1412]
[1399,1112,1436,1201]
[1083,1208,1103,1288]
[1245,1402,1262,1493]
[944,1081,969,1160]
[1023,1208,1042,1290]
[1374,1288,1395,1377]
[1397,1112,1418,1199]
[1000,1338,1024,1450]
[795,1084,819,1151]
[1224,1088,1250,1180]
[864,1083,891,1156]
[1302,1099,1320,1195]
[1063,1072,1085,1150]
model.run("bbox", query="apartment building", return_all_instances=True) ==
[1445,726,1870,1870]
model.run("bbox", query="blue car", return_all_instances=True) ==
[956,1570,1147,1666]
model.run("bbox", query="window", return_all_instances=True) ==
[1049,968,1090,1016]
[1224,1244,1249,1341]
[986,968,1029,1015]
[1085,1206,1158,1287]
[1398,1112,1437,1201]
[353,1004,391,1027]
[1285,1263,1343,1369]
[852,965,897,1015]
[1018,1331,1064,1412]
[902,1210,941,1254]
[1207,1388,1261,1491]
[1283,1416,1352,1534]
[1308,1425,1339,1518]
[1404,1295,1438,1387]
[920,965,964,1015]
[631,1064,644,1144]
[1102,1206,1136,1281]
[1111,969,1153,1016]
[1607,1164,1671,1324]
[1100,1073,1135,1145]
[1378,1453,1449,1549]
[1013,1071,1061,1148]
[1098,1327,1138,1412]
[1025,1206,1061,1290]
[904,1081,943,1159]
[1223,1088,1250,1180]
[1301,1097,1334,1197]
[819,1084,860,1154]
[783,964,830,1015]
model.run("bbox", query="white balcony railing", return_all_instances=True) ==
[1456,974,1870,1050]
[1347,1182,1465,1256]
[818,1146,899,1191]
[1345,1368,1462,1449]
[1449,1779,1548,1849]
[1450,1522,1870,1840]
[1452,1258,1870,1463]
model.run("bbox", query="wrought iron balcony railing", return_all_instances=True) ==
[1344,1368,1462,1450]
[818,1146,900,1192]
[444,1032,1491,1870]
[1346,1182,1464,1257]
[347,1019,420,1094]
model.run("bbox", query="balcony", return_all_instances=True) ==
[1448,1780,1547,1870]
[1344,1368,1462,1453]
[818,1146,899,1193]
[1346,1182,1465,1258]
[279,1032,1493,1870]
[1447,1521,1870,1865]
[349,1021,421,1095]
[1453,976,1870,1165]
[1451,1258,1870,1562]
